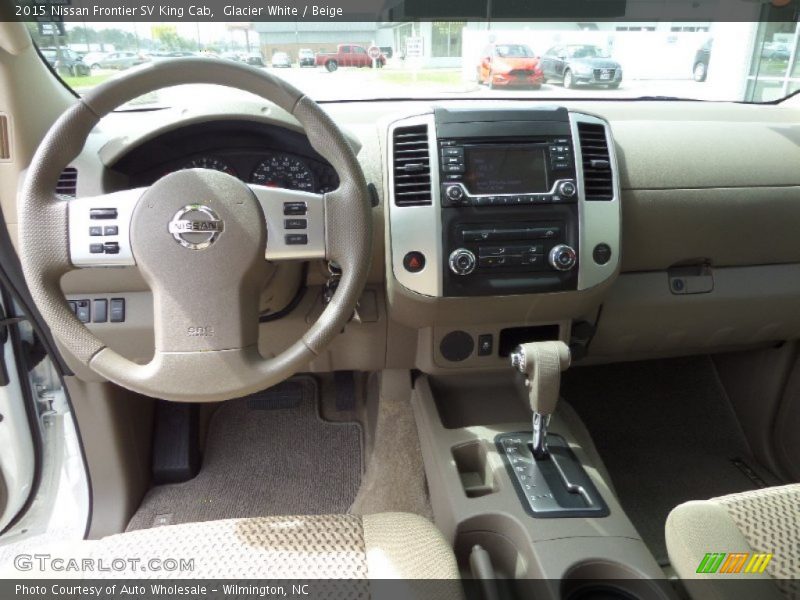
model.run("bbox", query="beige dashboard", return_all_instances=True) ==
[14,95,800,380]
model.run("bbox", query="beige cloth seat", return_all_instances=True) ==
[665,484,800,600]
[12,512,461,595]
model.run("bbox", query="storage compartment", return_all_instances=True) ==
[561,561,674,600]
[452,441,497,498]
[430,373,528,429]
[499,324,560,357]
[591,265,800,360]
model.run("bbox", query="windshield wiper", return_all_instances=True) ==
[634,95,699,102]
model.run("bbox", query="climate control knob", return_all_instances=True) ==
[445,185,465,203]
[449,248,477,275]
[558,181,577,199]
[549,244,577,272]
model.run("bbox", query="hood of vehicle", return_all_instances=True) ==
[493,57,541,72]
[569,57,620,69]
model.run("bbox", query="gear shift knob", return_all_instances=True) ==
[510,341,571,459]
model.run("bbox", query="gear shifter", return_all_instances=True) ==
[510,341,571,459]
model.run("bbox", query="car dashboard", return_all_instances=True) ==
[56,95,800,381]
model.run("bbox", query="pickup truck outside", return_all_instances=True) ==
[315,44,386,71]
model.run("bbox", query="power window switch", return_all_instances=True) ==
[93,299,108,323]
[109,298,125,323]
[75,300,90,323]
[477,334,494,356]
[89,226,103,236]
[104,226,118,236]
[68,301,77,314]
[103,242,120,254]
[89,243,104,254]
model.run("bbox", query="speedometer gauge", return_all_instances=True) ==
[250,155,315,192]
[184,157,236,176]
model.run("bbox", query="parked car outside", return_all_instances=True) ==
[477,43,545,89]
[315,44,385,71]
[40,47,90,76]
[298,48,315,67]
[97,51,149,70]
[693,39,712,82]
[541,44,623,89]
[761,41,791,61]
[81,51,108,70]
[271,51,292,68]
[245,52,265,67]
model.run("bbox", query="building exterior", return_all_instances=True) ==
[254,22,381,62]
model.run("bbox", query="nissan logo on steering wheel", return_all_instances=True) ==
[167,204,224,250]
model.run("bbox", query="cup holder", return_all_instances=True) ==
[561,561,673,600]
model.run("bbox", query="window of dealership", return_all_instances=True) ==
[746,18,800,101]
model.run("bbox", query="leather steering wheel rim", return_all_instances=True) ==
[18,58,372,402]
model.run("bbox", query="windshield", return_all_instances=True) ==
[28,17,800,105]
[496,45,535,59]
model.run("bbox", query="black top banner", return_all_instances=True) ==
[2,0,799,22]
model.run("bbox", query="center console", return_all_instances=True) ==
[388,106,620,299]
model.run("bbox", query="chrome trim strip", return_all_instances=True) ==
[569,112,622,291]
[387,114,443,297]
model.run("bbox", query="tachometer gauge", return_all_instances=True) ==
[183,156,236,176]
[250,155,315,192]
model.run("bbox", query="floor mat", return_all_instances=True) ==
[127,377,362,531]
[562,356,778,565]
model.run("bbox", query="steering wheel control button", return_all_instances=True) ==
[89,243,104,254]
[168,205,224,251]
[403,251,426,273]
[440,330,475,362]
[549,244,578,271]
[593,243,612,265]
[89,226,102,236]
[283,202,307,216]
[109,298,125,323]
[89,208,118,220]
[104,225,119,236]
[449,248,477,275]
[103,242,120,254]
[284,218,307,230]
[75,300,90,323]
[285,234,308,245]
[478,334,494,356]
[93,299,108,323]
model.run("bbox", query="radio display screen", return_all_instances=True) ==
[464,145,549,195]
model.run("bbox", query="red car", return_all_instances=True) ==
[477,43,544,89]
[315,44,385,72]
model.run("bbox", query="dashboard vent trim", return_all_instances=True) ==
[56,167,78,198]
[0,114,10,161]
[392,124,432,206]
[577,122,613,201]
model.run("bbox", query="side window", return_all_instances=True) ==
[340,46,350,54]
[545,46,556,57]
[355,47,366,55]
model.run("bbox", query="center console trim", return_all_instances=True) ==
[387,108,621,298]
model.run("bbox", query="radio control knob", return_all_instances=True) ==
[549,244,577,272]
[449,248,476,275]
[445,185,465,203]
[558,181,577,198]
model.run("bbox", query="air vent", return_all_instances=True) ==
[392,124,432,206]
[0,114,10,160]
[578,122,613,201]
[56,167,78,197]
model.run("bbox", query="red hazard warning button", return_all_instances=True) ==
[403,251,426,273]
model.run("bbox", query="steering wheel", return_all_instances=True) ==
[18,59,372,402]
